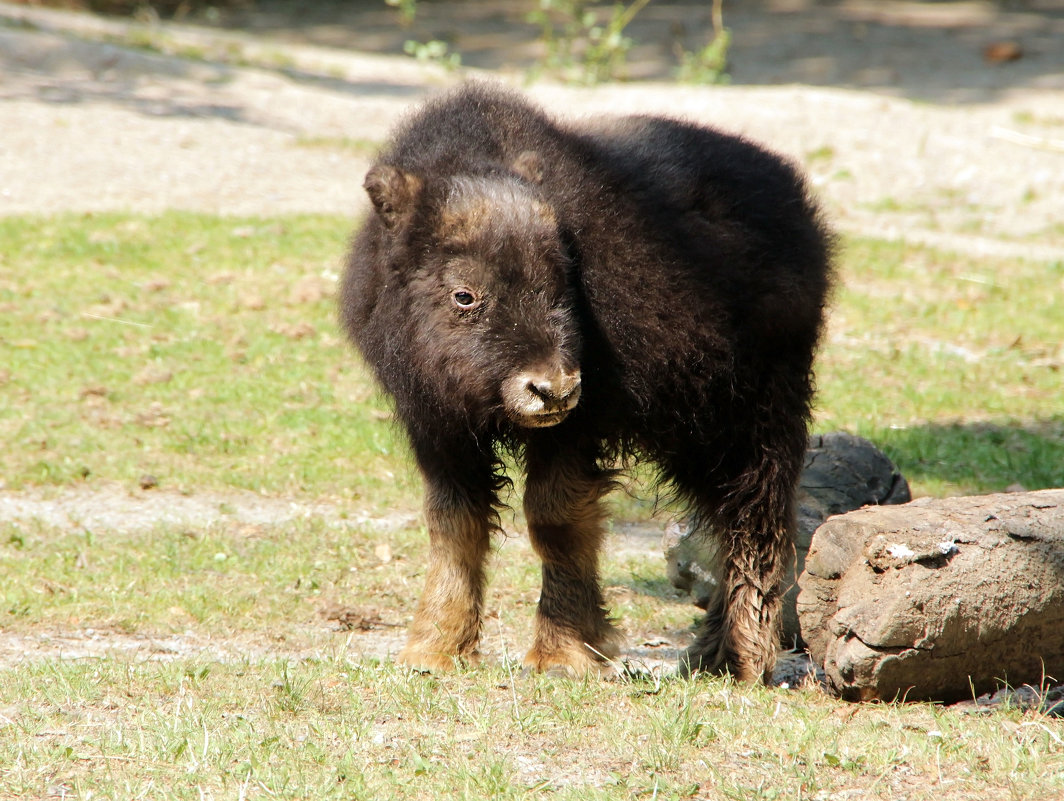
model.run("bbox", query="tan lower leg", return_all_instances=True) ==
[524,487,622,673]
[398,505,491,671]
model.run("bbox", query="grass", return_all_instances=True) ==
[0,516,414,635]
[1,655,1062,800]
[0,212,417,509]
[1,212,1063,799]
[291,136,382,155]
[816,237,1063,495]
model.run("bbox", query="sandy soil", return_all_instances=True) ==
[0,0,1062,689]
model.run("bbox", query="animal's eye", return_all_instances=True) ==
[452,288,478,309]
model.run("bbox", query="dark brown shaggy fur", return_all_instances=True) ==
[339,83,833,681]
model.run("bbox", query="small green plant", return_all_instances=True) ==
[676,0,731,84]
[402,38,462,70]
[527,0,652,85]
[385,0,461,70]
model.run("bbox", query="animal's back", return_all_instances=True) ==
[378,83,566,176]
[568,113,831,340]
[531,110,832,446]
[344,82,831,444]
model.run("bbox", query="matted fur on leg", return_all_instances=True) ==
[681,517,795,682]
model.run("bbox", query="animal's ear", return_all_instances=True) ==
[512,151,545,184]
[364,165,422,229]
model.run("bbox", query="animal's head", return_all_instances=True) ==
[362,156,582,429]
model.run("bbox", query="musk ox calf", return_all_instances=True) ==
[340,83,832,682]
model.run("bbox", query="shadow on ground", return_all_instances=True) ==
[0,21,425,127]
[873,417,1064,493]
[204,0,1064,103]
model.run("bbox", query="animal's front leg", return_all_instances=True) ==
[522,446,622,674]
[398,457,496,671]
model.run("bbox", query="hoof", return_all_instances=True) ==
[677,646,773,684]
[397,645,479,673]
[677,646,725,678]
[522,642,615,677]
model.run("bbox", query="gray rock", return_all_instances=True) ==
[797,489,1064,702]
[664,431,910,645]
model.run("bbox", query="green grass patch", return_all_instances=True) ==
[2,213,1059,502]
[0,212,417,510]
[816,236,1063,495]
[0,515,423,636]
[292,136,382,155]
[804,144,836,163]
[0,510,696,660]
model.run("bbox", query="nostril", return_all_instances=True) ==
[527,379,556,402]
[526,373,580,404]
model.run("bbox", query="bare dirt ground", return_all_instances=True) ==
[2,0,1064,255]
[1,0,1062,681]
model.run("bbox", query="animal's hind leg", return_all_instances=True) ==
[677,426,804,683]
[522,446,622,674]
[681,501,795,683]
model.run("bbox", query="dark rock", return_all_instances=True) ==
[797,489,1064,702]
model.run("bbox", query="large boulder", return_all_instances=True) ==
[664,431,911,645]
[798,489,1064,702]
